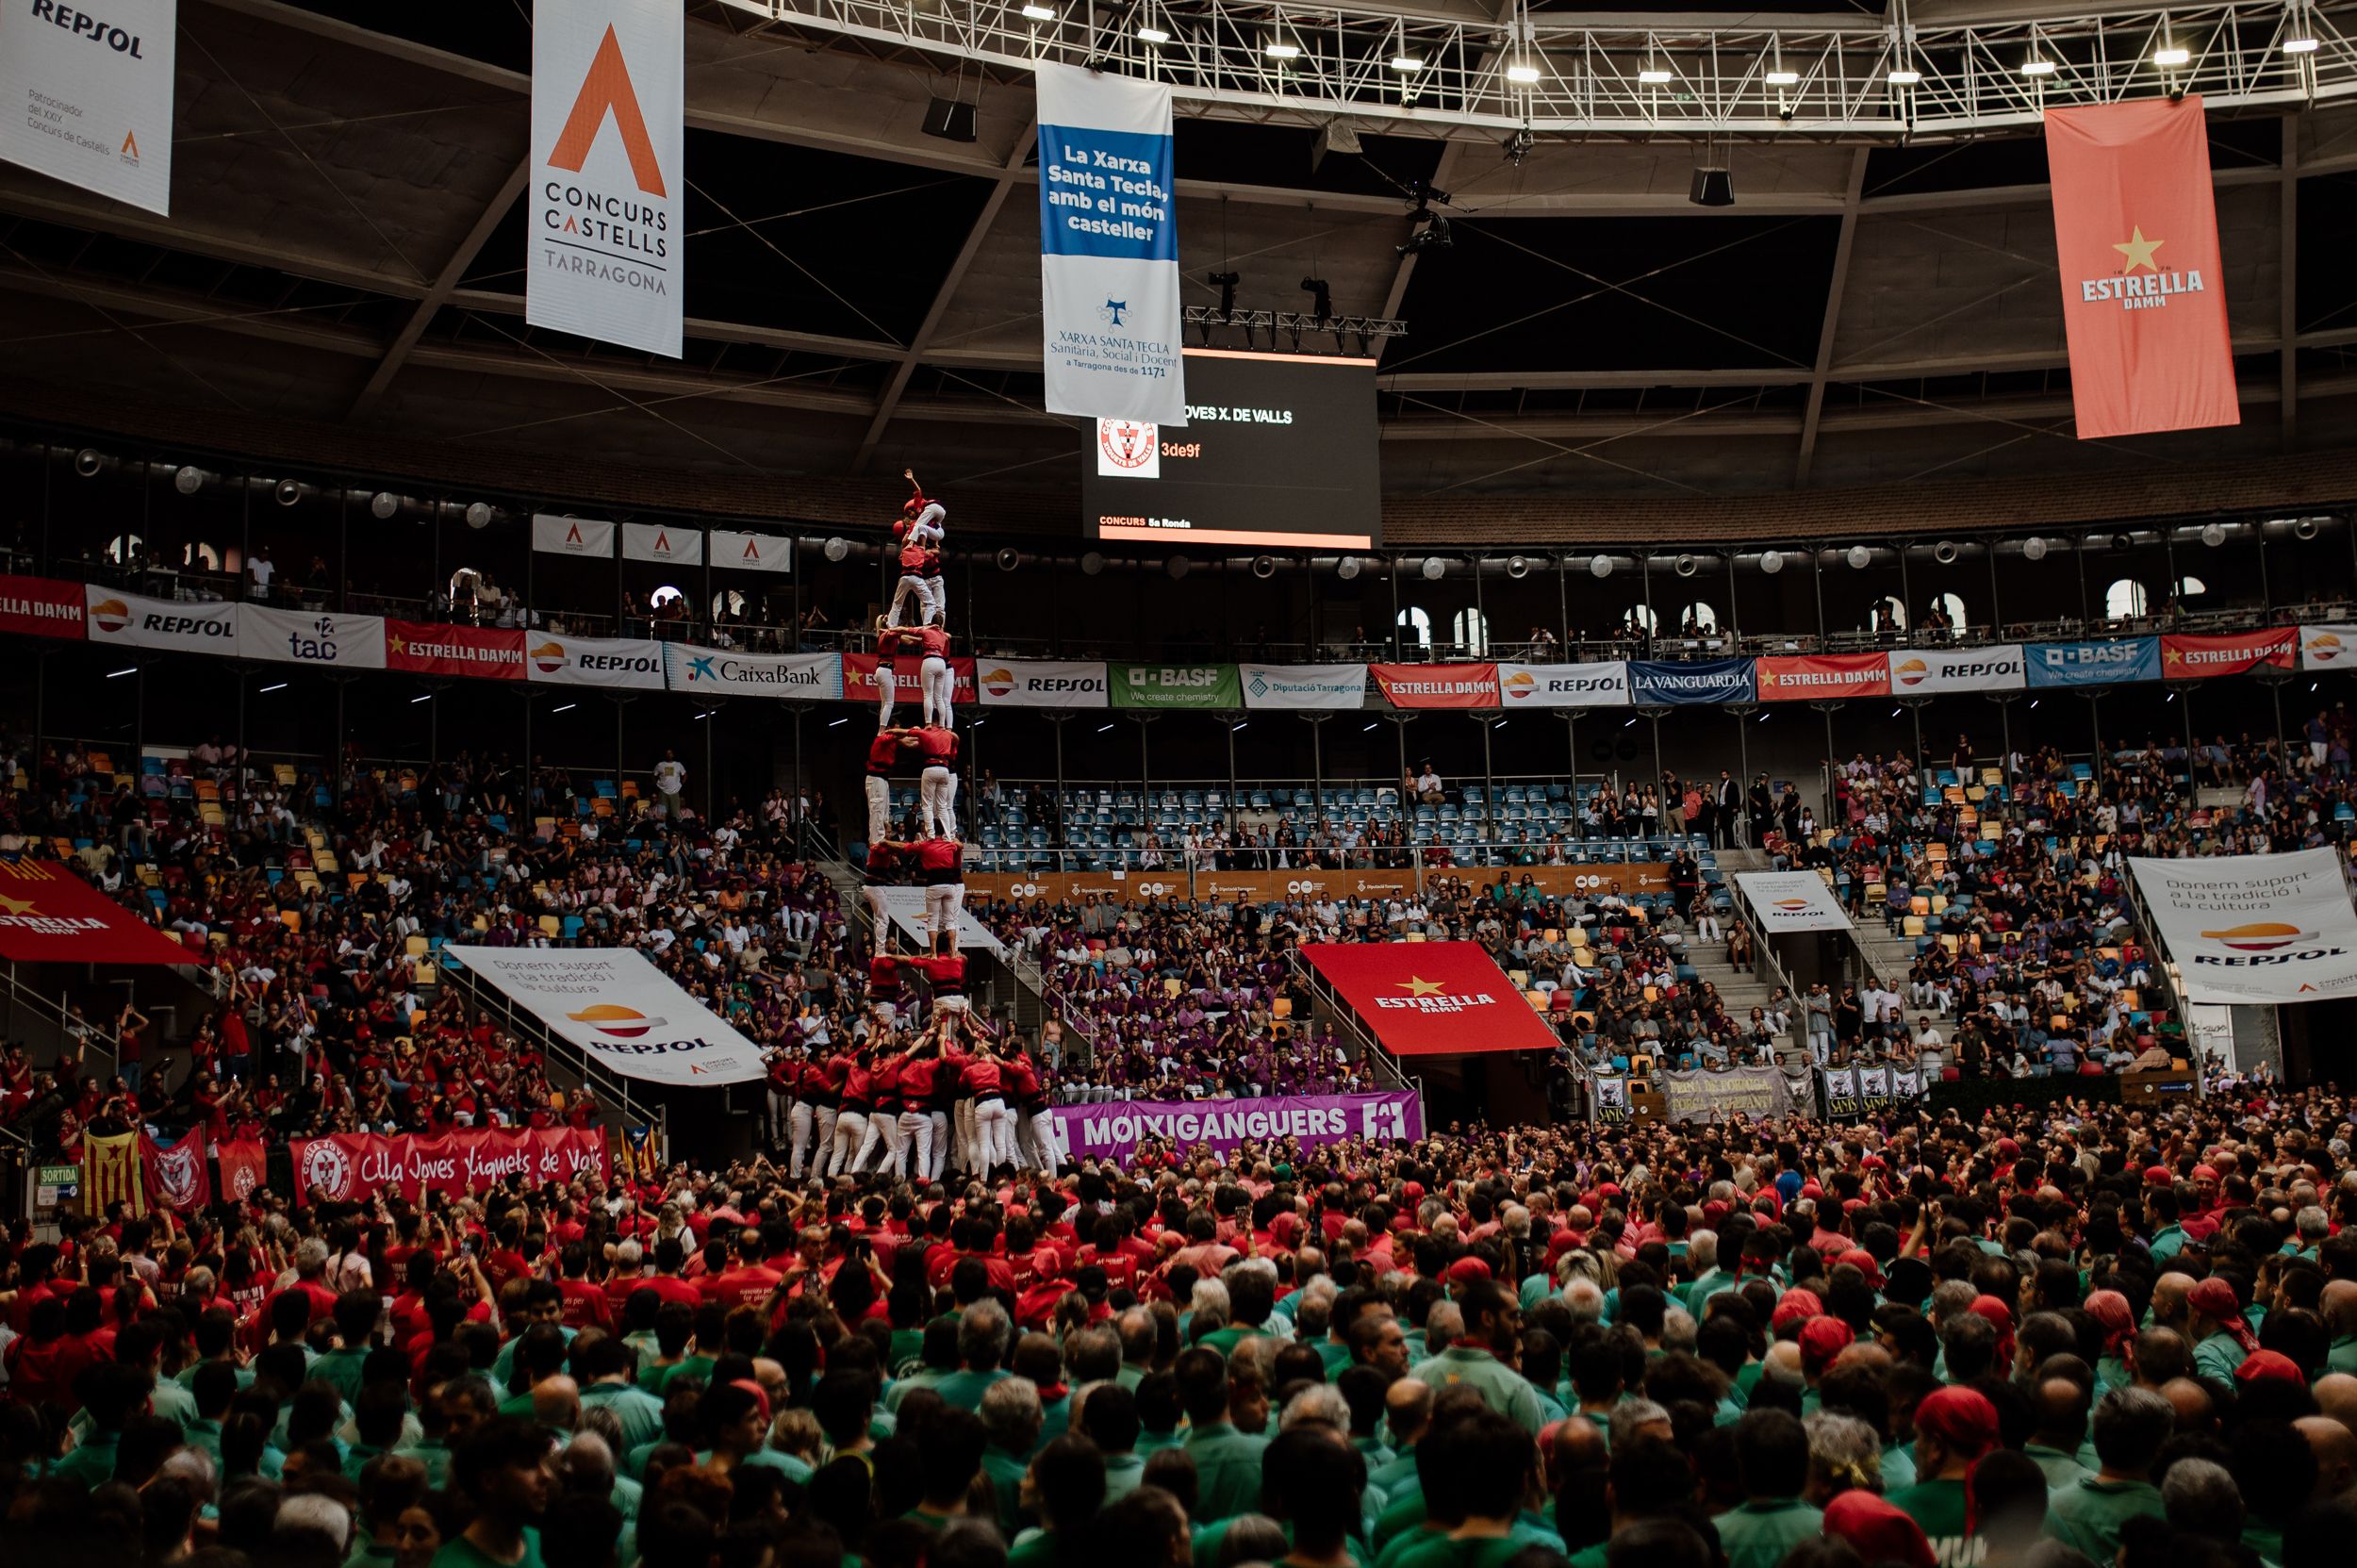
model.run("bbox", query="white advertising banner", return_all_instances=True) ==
[533,514,616,557]
[1497,661,1632,708]
[237,605,387,669]
[445,946,765,1085]
[529,0,681,357]
[710,529,792,574]
[524,633,666,689]
[0,0,175,215]
[869,886,1005,957]
[2128,848,2357,1002]
[1887,645,2028,694]
[1033,62,1184,425]
[622,520,702,565]
[662,643,839,701]
[977,659,1109,709]
[2299,623,2357,671]
[1240,663,1367,711]
[1734,869,1856,933]
[82,586,236,653]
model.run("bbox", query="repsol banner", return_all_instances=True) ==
[2128,847,2357,1003]
[977,659,1109,709]
[1045,1092,1420,1165]
[0,0,176,216]
[442,945,766,1084]
[82,586,236,652]
[524,633,666,689]
[289,1127,607,1206]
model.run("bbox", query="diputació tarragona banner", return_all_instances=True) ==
[1047,1091,1421,1166]
[289,1127,608,1205]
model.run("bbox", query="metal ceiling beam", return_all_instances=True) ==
[850,117,1038,474]
[1796,148,1870,487]
[348,157,529,422]
[2283,111,2302,453]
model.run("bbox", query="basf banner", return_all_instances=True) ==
[2128,848,2357,1003]
[2027,637,2160,689]
[2161,628,2296,679]
[1734,869,1855,933]
[83,586,236,653]
[2301,624,2357,671]
[2045,98,2238,440]
[1887,646,2026,695]
[0,574,85,639]
[1496,662,1630,709]
[533,513,616,557]
[662,643,839,701]
[0,859,197,965]
[1111,662,1241,711]
[387,621,526,681]
[1755,652,1888,702]
[1298,941,1564,1056]
[1370,664,1499,710]
[525,634,666,689]
[445,946,766,1084]
[1240,663,1367,711]
[529,0,682,357]
[1033,62,1183,425]
[1047,1092,1421,1165]
[711,529,791,573]
[977,659,1109,709]
[290,1127,607,1206]
[1629,657,1755,706]
[238,606,388,670]
[0,0,175,215]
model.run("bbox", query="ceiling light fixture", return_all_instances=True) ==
[1265,40,1299,59]
[1391,55,1423,72]
[1639,65,1673,84]
[2153,36,2190,67]
[2284,33,2318,53]
[1887,65,1921,85]
[1020,4,1056,20]
[1507,62,1541,84]
[1766,68,1800,86]
[2020,54,2055,74]
[1137,25,1169,42]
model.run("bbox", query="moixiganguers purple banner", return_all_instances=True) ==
[1047,1092,1423,1165]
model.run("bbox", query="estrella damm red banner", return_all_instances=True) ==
[2160,628,2297,680]
[1298,940,1563,1057]
[1755,652,1890,701]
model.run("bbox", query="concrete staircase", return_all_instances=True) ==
[1696,846,1814,1073]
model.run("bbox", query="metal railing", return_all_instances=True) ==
[0,964,121,1081]
[1286,947,1426,1103]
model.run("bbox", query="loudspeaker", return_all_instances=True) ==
[922,99,978,142]
[1689,167,1734,206]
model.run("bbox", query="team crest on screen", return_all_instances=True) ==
[1096,419,1161,478]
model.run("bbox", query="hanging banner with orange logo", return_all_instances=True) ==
[530,0,681,357]
[2127,848,2357,1003]
[2045,97,2238,440]
[0,0,175,215]
[444,946,766,1085]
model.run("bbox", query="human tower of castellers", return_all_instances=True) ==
[762,471,1062,1184]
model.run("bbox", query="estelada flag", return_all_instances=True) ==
[82,1131,145,1219]
[2045,97,2239,440]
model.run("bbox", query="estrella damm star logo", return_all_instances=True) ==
[1398,976,1445,998]
[2113,226,2164,272]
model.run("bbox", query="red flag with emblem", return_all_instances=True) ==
[141,1130,213,1213]
[2045,97,2238,439]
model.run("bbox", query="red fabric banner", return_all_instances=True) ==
[1298,940,1563,1057]
[386,620,527,680]
[289,1126,608,1205]
[2045,97,2239,439]
[0,574,86,639]
[2161,628,2297,679]
[141,1131,213,1213]
[843,652,976,706]
[1755,652,1890,701]
[217,1137,269,1203]
[0,859,199,965]
[1370,664,1500,709]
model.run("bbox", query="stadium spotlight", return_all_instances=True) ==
[1336,555,1361,581]
[1251,554,1278,579]
[1758,551,1785,575]
[1673,553,1701,577]
[1590,554,1613,580]
[466,502,495,529]
[2020,53,2056,75]
[274,478,306,506]
[995,547,1022,571]
[823,536,850,562]
[1080,552,1106,576]
[173,465,206,496]
[2200,521,2226,547]
[2153,38,2190,68]
[74,448,105,477]
[371,491,402,520]
[1845,544,1871,569]
[2296,517,2322,540]
[1421,556,1446,581]
[1932,540,1960,565]
[1505,555,1533,579]
[2021,536,2049,562]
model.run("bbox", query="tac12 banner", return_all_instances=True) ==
[2127,847,2357,1003]
[1046,1092,1421,1165]
[291,1127,608,1205]
[529,0,682,357]
[1034,62,1184,425]
[0,0,175,215]
[2045,97,2238,439]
